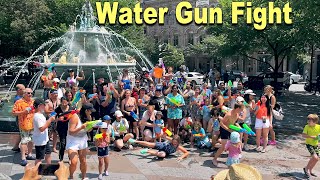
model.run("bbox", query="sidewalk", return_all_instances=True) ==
[0,133,318,180]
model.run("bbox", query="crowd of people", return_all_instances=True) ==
[11,64,288,179]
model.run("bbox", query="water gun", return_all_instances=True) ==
[71,90,84,106]
[193,133,204,137]
[257,100,261,106]
[169,79,174,85]
[26,106,35,113]
[58,110,79,121]
[229,124,247,133]
[243,101,249,106]
[52,82,58,89]
[49,111,57,117]
[130,111,139,120]
[162,127,172,136]
[48,63,55,72]
[166,97,181,106]
[228,80,233,87]
[119,123,126,132]
[85,120,102,131]
[94,132,107,140]
[221,106,232,114]
[242,124,256,136]
[183,81,187,89]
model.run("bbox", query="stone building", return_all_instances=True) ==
[143,0,299,76]
[143,0,219,72]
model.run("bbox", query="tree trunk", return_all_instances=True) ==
[273,53,280,92]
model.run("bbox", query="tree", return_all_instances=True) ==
[162,44,185,68]
[207,0,320,89]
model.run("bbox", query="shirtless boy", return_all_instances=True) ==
[212,103,244,166]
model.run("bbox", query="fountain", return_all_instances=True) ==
[0,0,153,132]
[40,0,153,82]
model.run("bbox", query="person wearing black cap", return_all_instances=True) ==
[67,102,95,180]
[33,98,56,165]
[65,68,85,88]
[149,85,167,124]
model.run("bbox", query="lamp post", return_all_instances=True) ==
[310,45,314,88]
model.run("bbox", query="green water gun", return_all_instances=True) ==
[85,120,102,131]
[119,123,126,132]
[228,80,233,87]
[166,96,181,106]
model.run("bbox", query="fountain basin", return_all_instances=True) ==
[42,62,136,84]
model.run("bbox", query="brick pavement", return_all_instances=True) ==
[0,133,319,180]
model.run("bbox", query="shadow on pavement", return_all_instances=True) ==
[277,172,308,180]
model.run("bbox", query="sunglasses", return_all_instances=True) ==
[25,92,33,95]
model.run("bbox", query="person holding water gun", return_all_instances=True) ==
[190,86,203,122]
[66,102,95,180]
[112,110,134,151]
[212,102,244,166]
[165,84,185,135]
[128,135,189,161]
[302,114,320,178]
[94,122,111,179]
[202,98,212,131]
[191,121,211,149]
[254,95,272,153]
[178,114,193,143]
[242,89,257,151]
[201,83,213,104]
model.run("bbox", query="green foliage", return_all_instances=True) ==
[162,44,185,68]
[0,0,154,61]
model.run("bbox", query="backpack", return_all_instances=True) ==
[272,103,284,121]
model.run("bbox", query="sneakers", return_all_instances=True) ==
[255,146,262,152]
[140,148,149,154]
[261,148,266,153]
[105,170,109,176]
[244,144,250,151]
[128,145,133,150]
[20,159,28,166]
[98,174,103,180]
[26,155,36,160]
[268,140,277,146]
[128,138,136,144]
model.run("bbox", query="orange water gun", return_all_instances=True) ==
[193,133,204,137]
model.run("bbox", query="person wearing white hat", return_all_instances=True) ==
[95,122,111,179]
[111,110,134,151]
[212,163,262,180]
[242,89,257,151]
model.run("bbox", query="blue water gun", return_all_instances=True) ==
[71,90,84,106]
[48,63,55,72]
[130,111,139,120]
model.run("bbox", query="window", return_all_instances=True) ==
[188,74,193,77]
[188,33,194,45]
[174,35,179,46]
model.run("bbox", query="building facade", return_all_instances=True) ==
[143,0,299,76]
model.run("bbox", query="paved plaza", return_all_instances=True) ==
[0,84,320,180]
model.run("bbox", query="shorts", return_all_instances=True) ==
[220,126,231,140]
[154,142,172,156]
[115,133,127,141]
[35,141,51,160]
[66,139,88,151]
[203,116,211,122]
[255,118,270,129]
[124,112,138,122]
[97,147,109,157]
[49,122,57,132]
[155,133,162,139]
[20,129,33,144]
[306,144,320,156]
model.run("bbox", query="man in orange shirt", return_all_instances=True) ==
[12,88,36,166]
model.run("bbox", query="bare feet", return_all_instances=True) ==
[53,149,58,153]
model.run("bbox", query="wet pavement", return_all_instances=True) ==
[0,84,319,179]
